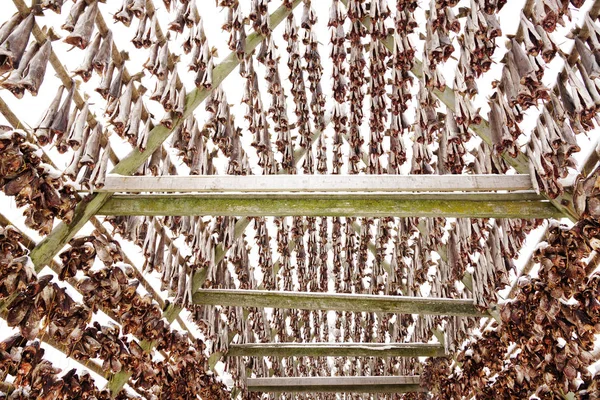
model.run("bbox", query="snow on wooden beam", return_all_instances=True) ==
[246,376,424,393]
[98,174,534,193]
[98,192,562,219]
[227,343,446,358]
[191,289,487,317]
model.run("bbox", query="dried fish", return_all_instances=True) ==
[0,14,34,74]
[65,1,98,49]
[35,85,64,145]
[49,84,74,139]
[67,102,88,150]
[62,0,86,32]
[73,33,101,82]
[92,31,112,75]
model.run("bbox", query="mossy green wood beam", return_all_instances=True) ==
[28,0,302,269]
[247,376,424,393]
[99,193,562,219]
[338,0,577,221]
[192,289,488,317]
[227,342,446,358]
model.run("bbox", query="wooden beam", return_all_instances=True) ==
[227,342,446,358]
[98,174,533,193]
[192,289,487,317]
[247,376,424,393]
[99,193,561,219]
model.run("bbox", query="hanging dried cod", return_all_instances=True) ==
[0,14,34,75]
[64,0,98,49]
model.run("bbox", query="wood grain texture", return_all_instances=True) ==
[247,376,424,393]
[100,193,561,218]
[227,342,446,358]
[99,174,534,193]
[192,289,488,317]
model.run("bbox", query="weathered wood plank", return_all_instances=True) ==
[99,193,561,218]
[192,289,487,317]
[247,376,424,393]
[227,342,446,358]
[99,174,533,193]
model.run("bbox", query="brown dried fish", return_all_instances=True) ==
[19,40,51,96]
[0,14,34,74]
[65,1,98,49]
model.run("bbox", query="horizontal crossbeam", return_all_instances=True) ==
[247,376,424,393]
[227,342,446,358]
[192,289,487,317]
[98,193,560,218]
[99,174,533,193]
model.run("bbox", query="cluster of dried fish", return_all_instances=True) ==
[424,219,600,398]
[502,39,549,111]
[526,95,578,199]
[0,226,28,298]
[103,214,211,306]
[566,28,600,133]
[170,114,217,175]
[1,16,52,98]
[0,336,128,400]
[62,0,99,49]
[531,0,576,33]
[72,30,112,82]
[1,226,228,398]
[346,0,367,174]
[329,0,346,174]
[114,0,146,27]
[249,0,297,173]
[0,129,77,235]
[388,3,417,174]
[366,0,390,174]
[205,86,249,174]
[0,14,34,77]
[61,232,188,329]
[35,85,111,189]
[284,13,313,173]
[424,0,455,69]
[221,0,246,60]
[458,0,501,78]
[243,55,278,174]
[471,220,536,308]
[519,12,557,62]
[302,1,326,173]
